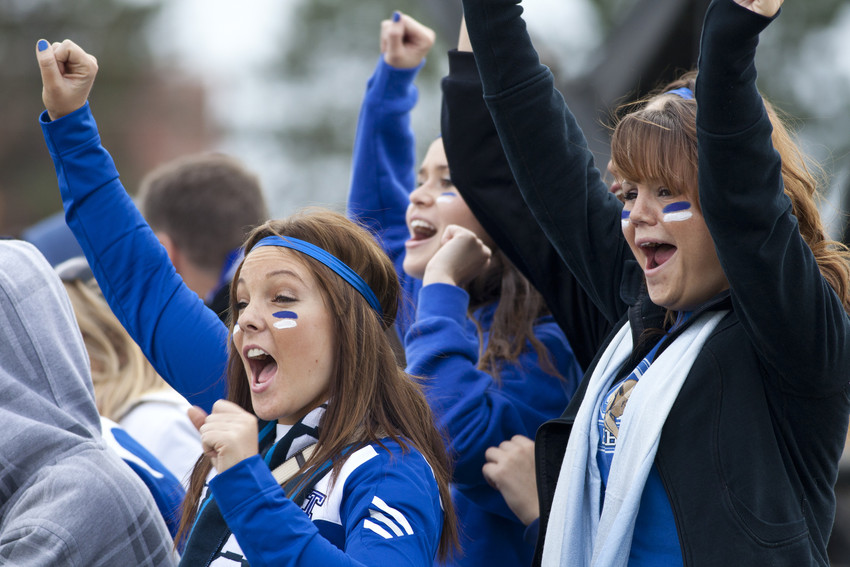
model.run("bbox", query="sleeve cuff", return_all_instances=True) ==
[446,49,480,83]
[373,56,425,101]
[209,455,280,514]
[40,102,100,157]
[416,283,470,325]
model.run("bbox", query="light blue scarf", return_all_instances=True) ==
[542,310,727,566]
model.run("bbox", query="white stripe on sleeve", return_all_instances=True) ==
[368,510,404,536]
[364,519,393,539]
[371,496,413,535]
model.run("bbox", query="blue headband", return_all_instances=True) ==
[664,87,694,100]
[250,235,384,319]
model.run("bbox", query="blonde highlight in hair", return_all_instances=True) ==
[63,279,173,421]
[177,209,458,560]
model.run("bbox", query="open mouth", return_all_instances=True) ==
[640,242,677,270]
[409,219,437,241]
[246,347,278,385]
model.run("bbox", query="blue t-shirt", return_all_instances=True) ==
[596,316,691,566]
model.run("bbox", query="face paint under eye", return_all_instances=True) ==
[436,192,457,204]
[662,201,693,223]
[273,310,298,329]
[621,210,630,229]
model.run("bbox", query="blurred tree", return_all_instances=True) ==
[257,0,850,220]
[259,0,453,217]
[0,0,213,237]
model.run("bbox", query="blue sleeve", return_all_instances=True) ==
[211,447,442,567]
[40,104,228,412]
[404,284,580,487]
[696,0,850,394]
[347,56,424,337]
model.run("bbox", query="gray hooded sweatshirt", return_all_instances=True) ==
[0,240,177,566]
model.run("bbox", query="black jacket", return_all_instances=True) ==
[449,0,850,564]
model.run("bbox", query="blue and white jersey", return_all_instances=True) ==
[208,441,444,566]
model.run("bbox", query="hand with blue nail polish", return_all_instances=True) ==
[380,10,436,70]
[35,38,98,121]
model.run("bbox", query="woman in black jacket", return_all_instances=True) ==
[456,0,850,564]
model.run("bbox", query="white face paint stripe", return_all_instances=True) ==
[272,310,298,330]
[663,210,693,222]
[371,496,413,535]
[662,202,693,223]
[368,510,404,536]
[364,519,393,539]
[233,323,241,334]
[435,192,457,204]
[621,210,630,229]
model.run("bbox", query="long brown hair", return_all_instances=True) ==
[610,71,850,315]
[176,209,458,559]
[466,250,559,379]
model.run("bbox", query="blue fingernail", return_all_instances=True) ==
[392,11,401,22]
[37,39,48,52]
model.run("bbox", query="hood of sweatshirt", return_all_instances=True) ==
[0,239,102,505]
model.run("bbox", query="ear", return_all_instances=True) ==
[155,231,183,271]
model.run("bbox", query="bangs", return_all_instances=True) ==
[610,101,698,196]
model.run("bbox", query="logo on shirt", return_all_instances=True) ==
[302,489,326,517]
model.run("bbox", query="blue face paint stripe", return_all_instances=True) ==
[662,201,693,222]
[273,311,298,320]
[661,202,691,214]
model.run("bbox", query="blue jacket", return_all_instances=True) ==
[203,442,443,567]
[348,56,582,566]
[41,106,444,566]
[459,0,850,564]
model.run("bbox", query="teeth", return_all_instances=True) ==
[640,242,661,248]
[247,348,269,359]
[410,219,436,231]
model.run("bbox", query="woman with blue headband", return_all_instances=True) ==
[454,0,850,564]
[35,40,457,565]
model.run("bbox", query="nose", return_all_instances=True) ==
[236,301,266,333]
[409,182,435,207]
[627,192,658,226]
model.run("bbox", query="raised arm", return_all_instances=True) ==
[441,17,616,370]
[36,39,228,412]
[347,12,435,336]
[696,0,850,394]
[457,0,643,325]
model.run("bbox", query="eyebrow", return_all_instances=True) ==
[236,268,306,287]
[417,164,450,177]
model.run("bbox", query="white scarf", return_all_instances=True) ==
[542,310,727,567]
